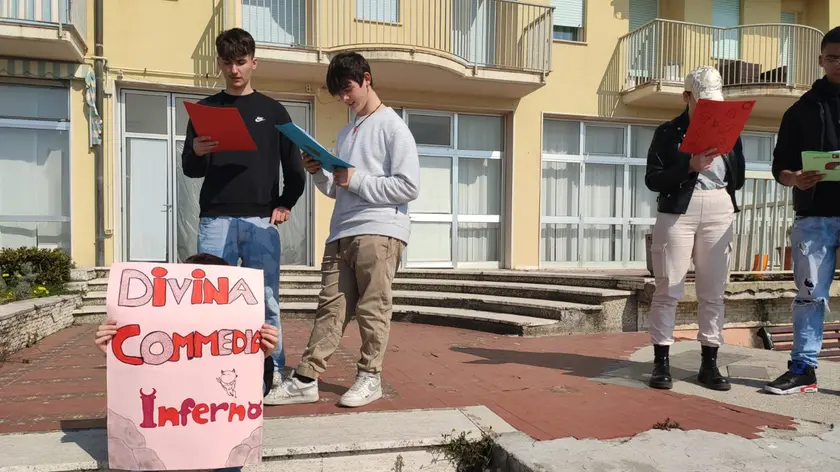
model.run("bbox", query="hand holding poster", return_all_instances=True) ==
[679,99,756,155]
[105,262,265,471]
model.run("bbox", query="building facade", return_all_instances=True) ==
[1,0,837,271]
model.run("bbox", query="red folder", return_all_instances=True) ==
[679,99,755,155]
[184,102,257,152]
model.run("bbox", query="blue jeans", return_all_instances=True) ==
[197,216,284,380]
[789,216,840,368]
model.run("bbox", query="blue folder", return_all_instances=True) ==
[276,122,353,172]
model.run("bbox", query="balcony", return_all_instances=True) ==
[0,0,88,62]
[614,20,824,118]
[223,0,553,98]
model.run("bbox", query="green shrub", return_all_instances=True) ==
[13,282,31,300]
[0,247,73,287]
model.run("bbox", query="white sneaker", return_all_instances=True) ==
[339,371,382,408]
[272,371,283,389]
[264,374,319,405]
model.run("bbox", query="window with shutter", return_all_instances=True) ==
[550,0,585,42]
[712,0,741,60]
[628,0,657,31]
[627,0,658,82]
[779,12,796,80]
[357,0,399,23]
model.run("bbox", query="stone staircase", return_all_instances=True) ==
[69,266,642,336]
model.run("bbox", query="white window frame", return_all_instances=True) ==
[403,108,505,269]
[0,81,72,253]
[356,0,400,23]
[539,117,659,268]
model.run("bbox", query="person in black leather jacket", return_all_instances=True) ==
[644,65,746,392]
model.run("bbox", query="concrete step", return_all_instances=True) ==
[277,288,603,321]
[80,275,630,305]
[73,301,600,336]
[0,406,512,472]
[84,266,647,291]
[281,302,588,336]
[73,305,107,324]
[280,275,631,305]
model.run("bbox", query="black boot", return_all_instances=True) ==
[649,345,673,389]
[698,345,731,391]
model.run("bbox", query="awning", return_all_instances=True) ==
[0,56,102,146]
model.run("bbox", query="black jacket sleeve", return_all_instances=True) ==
[731,136,746,191]
[772,107,802,184]
[644,124,692,193]
[181,120,210,178]
[273,107,306,210]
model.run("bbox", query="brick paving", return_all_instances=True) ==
[0,322,796,439]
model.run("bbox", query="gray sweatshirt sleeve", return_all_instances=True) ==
[312,169,336,199]
[347,125,420,205]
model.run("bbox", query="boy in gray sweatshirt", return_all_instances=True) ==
[265,51,420,408]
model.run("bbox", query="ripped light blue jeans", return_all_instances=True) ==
[789,216,840,368]
[197,216,284,380]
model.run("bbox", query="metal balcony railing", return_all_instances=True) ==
[227,0,553,75]
[618,19,824,93]
[0,0,87,42]
[731,178,795,273]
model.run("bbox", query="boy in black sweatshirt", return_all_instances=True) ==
[767,26,840,395]
[181,28,306,395]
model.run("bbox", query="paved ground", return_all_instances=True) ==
[0,407,513,472]
[0,321,801,440]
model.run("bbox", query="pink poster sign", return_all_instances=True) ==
[105,262,265,471]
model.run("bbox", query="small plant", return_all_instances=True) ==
[652,418,681,430]
[392,454,404,472]
[438,428,496,472]
[0,248,71,304]
[13,281,31,300]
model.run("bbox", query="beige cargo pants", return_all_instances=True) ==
[295,234,405,380]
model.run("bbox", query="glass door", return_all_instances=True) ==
[121,90,174,262]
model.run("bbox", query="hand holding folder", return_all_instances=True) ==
[184,102,257,152]
[276,122,352,172]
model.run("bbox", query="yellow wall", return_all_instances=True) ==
[70,80,96,266]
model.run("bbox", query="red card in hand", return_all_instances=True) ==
[184,102,257,152]
[679,99,755,155]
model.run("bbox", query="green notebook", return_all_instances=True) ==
[801,151,840,181]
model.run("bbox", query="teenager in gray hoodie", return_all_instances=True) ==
[265,51,420,408]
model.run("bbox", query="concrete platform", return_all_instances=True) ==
[0,407,512,472]
[494,428,840,472]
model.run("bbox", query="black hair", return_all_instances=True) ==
[215,28,256,61]
[822,26,840,51]
[183,253,230,266]
[326,51,373,96]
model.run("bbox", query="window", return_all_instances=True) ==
[741,133,773,163]
[0,84,71,252]
[551,0,584,41]
[242,0,306,46]
[405,111,504,267]
[540,118,794,271]
[541,119,656,266]
[712,0,741,60]
[357,0,399,23]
